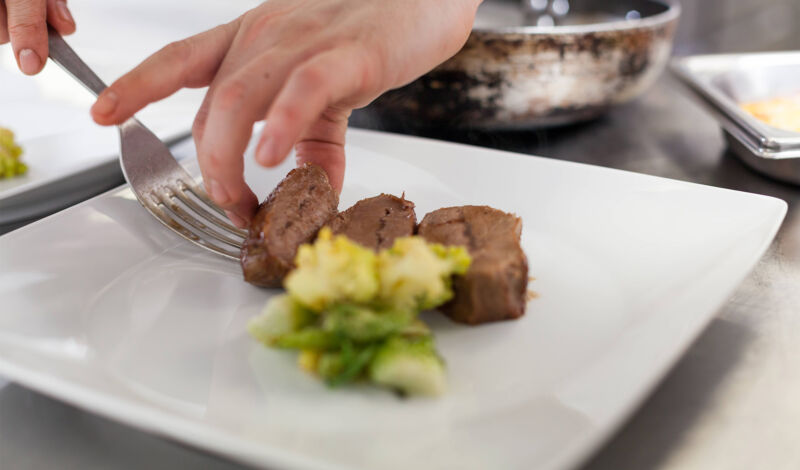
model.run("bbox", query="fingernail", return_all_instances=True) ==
[57,1,75,25]
[92,90,119,117]
[256,136,279,167]
[225,210,247,229]
[19,49,41,75]
[206,178,230,205]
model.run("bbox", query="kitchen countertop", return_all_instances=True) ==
[2,0,800,469]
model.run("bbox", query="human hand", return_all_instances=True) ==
[90,0,481,228]
[0,0,75,75]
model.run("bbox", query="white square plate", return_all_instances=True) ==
[0,129,785,470]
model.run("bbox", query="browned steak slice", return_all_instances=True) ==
[417,205,528,324]
[327,194,416,251]
[241,163,339,287]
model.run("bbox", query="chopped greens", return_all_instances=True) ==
[0,127,26,179]
[369,335,446,396]
[248,228,471,396]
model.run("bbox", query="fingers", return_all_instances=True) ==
[222,190,258,229]
[0,0,74,68]
[91,19,240,126]
[191,92,214,143]
[196,53,288,226]
[89,18,255,227]
[294,109,349,193]
[255,46,372,175]
[5,0,47,75]
[200,126,259,229]
[46,0,75,36]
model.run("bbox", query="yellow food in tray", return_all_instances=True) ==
[0,127,27,179]
[741,95,800,133]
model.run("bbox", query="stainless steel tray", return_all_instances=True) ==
[671,52,800,184]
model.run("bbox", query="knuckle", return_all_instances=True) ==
[294,63,325,92]
[319,107,351,126]
[191,117,205,139]
[353,47,381,94]
[274,102,300,124]
[201,152,225,177]
[161,39,194,65]
[227,190,243,205]
[355,56,376,94]
[296,16,326,34]
[192,107,209,137]
[241,12,274,45]
[202,147,231,176]
[8,21,43,39]
[214,80,248,111]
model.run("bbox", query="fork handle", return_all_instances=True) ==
[47,26,108,97]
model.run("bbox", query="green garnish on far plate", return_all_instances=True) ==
[247,227,470,397]
[0,127,27,179]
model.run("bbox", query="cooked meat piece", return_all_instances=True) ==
[417,205,528,325]
[327,194,416,251]
[241,163,339,287]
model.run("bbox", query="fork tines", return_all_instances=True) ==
[145,178,247,260]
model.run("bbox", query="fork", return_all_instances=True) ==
[47,27,246,260]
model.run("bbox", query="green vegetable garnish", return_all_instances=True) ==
[322,304,414,343]
[369,335,446,397]
[247,294,314,345]
[318,341,378,387]
[0,127,27,179]
[248,228,471,396]
[273,327,337,350]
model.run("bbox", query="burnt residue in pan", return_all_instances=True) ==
[368,17,678,130]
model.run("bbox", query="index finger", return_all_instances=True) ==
[196,52,290,226]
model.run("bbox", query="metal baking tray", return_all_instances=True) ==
[671,52,800,184]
